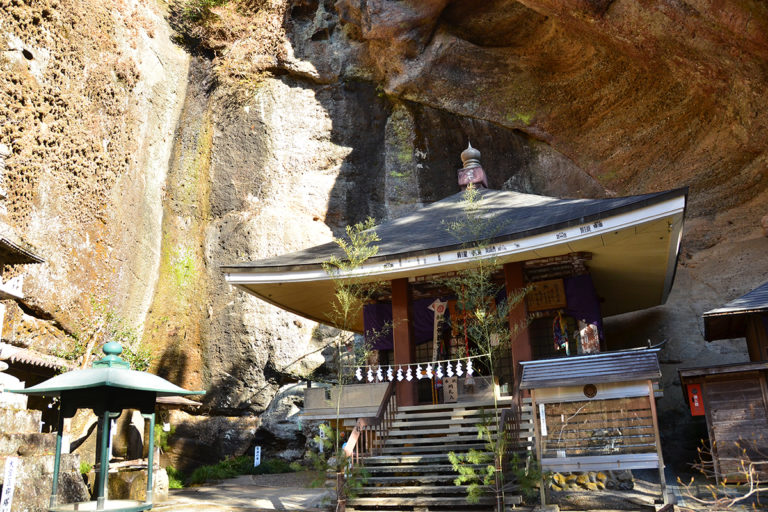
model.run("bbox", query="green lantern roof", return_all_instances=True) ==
[9,342,205,397]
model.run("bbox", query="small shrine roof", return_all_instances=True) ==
[703,281,768,341]
[519,348,662,389]
[10,342,204,397]
[679,360,768,380]
[0,342,74,372]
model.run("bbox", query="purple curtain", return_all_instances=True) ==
[364,298,451,350]
[564,274,604,340]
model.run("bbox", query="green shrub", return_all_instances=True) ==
[166,466,185,489]
[154,424,176,452]
[79,461,93,474]
[185,456,295,486]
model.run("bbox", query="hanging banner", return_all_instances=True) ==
[1,457,20,512]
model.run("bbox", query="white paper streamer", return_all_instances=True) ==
[406,367,413,381]
[397,367,404,382]
[446,361,454,378]
[355,367,363,381]
[367,368,374,382]
[416,364,423,380]
[386,366,394,381]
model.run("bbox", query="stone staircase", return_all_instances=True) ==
[345,398,534,512]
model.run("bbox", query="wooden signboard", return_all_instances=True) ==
[527,279,567,312]
[443,377,458,403]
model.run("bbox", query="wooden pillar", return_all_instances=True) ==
[647,380,668,504]
[504,262,532,391]
[392,278,416,406]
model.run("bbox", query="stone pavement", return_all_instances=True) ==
[153,472,330,512]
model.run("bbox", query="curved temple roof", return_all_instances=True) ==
[223,187,687,331]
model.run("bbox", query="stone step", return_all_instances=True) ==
[379,443,486,454]
[349,496,496,506]
[357,485,472,496]
[391,417,498,429]
[361,464,484,474]
[346,507,498,512]
[365,474,460,484]
[384,433,491,446]
[396,399,513,414]
[0,432,56,456]
[346,509,493,512]
[363,454,452,465]
[388,425,498,437]
[0,408,42,433]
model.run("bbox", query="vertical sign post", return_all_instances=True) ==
[1,457,20,512]
[444,376,458,403]
[253,446,261,467]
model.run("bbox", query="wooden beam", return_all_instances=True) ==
[392,278,416,407]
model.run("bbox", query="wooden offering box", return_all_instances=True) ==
[521,349,665,485]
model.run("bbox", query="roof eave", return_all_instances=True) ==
[221,187,688,275]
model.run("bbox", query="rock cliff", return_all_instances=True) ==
[1,0,767,469]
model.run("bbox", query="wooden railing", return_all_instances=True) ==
[343,380,397,465]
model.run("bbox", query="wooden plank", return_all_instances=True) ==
[711,407,767,422]
[540,452,659,473]
[545,397,651,416]
[544,417,654,431]
[542,443,656,456]
[542,435,657,448]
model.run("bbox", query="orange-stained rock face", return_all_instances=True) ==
[334,0,768,223]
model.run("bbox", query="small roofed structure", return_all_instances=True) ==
[703,280,768,361]
[679,281,768,482]
[10,342,204,512]
[0,228,44,300]
[679,361,768,482]
[520,348,667,502]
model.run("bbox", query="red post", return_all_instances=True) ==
[392,278,416,406]
[503,262,532,391]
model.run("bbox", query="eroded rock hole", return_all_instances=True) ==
[290,0,318,22]
[311,25,333,41]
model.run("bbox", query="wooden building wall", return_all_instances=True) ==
[746,316,768,362]
[702,372,768,480]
